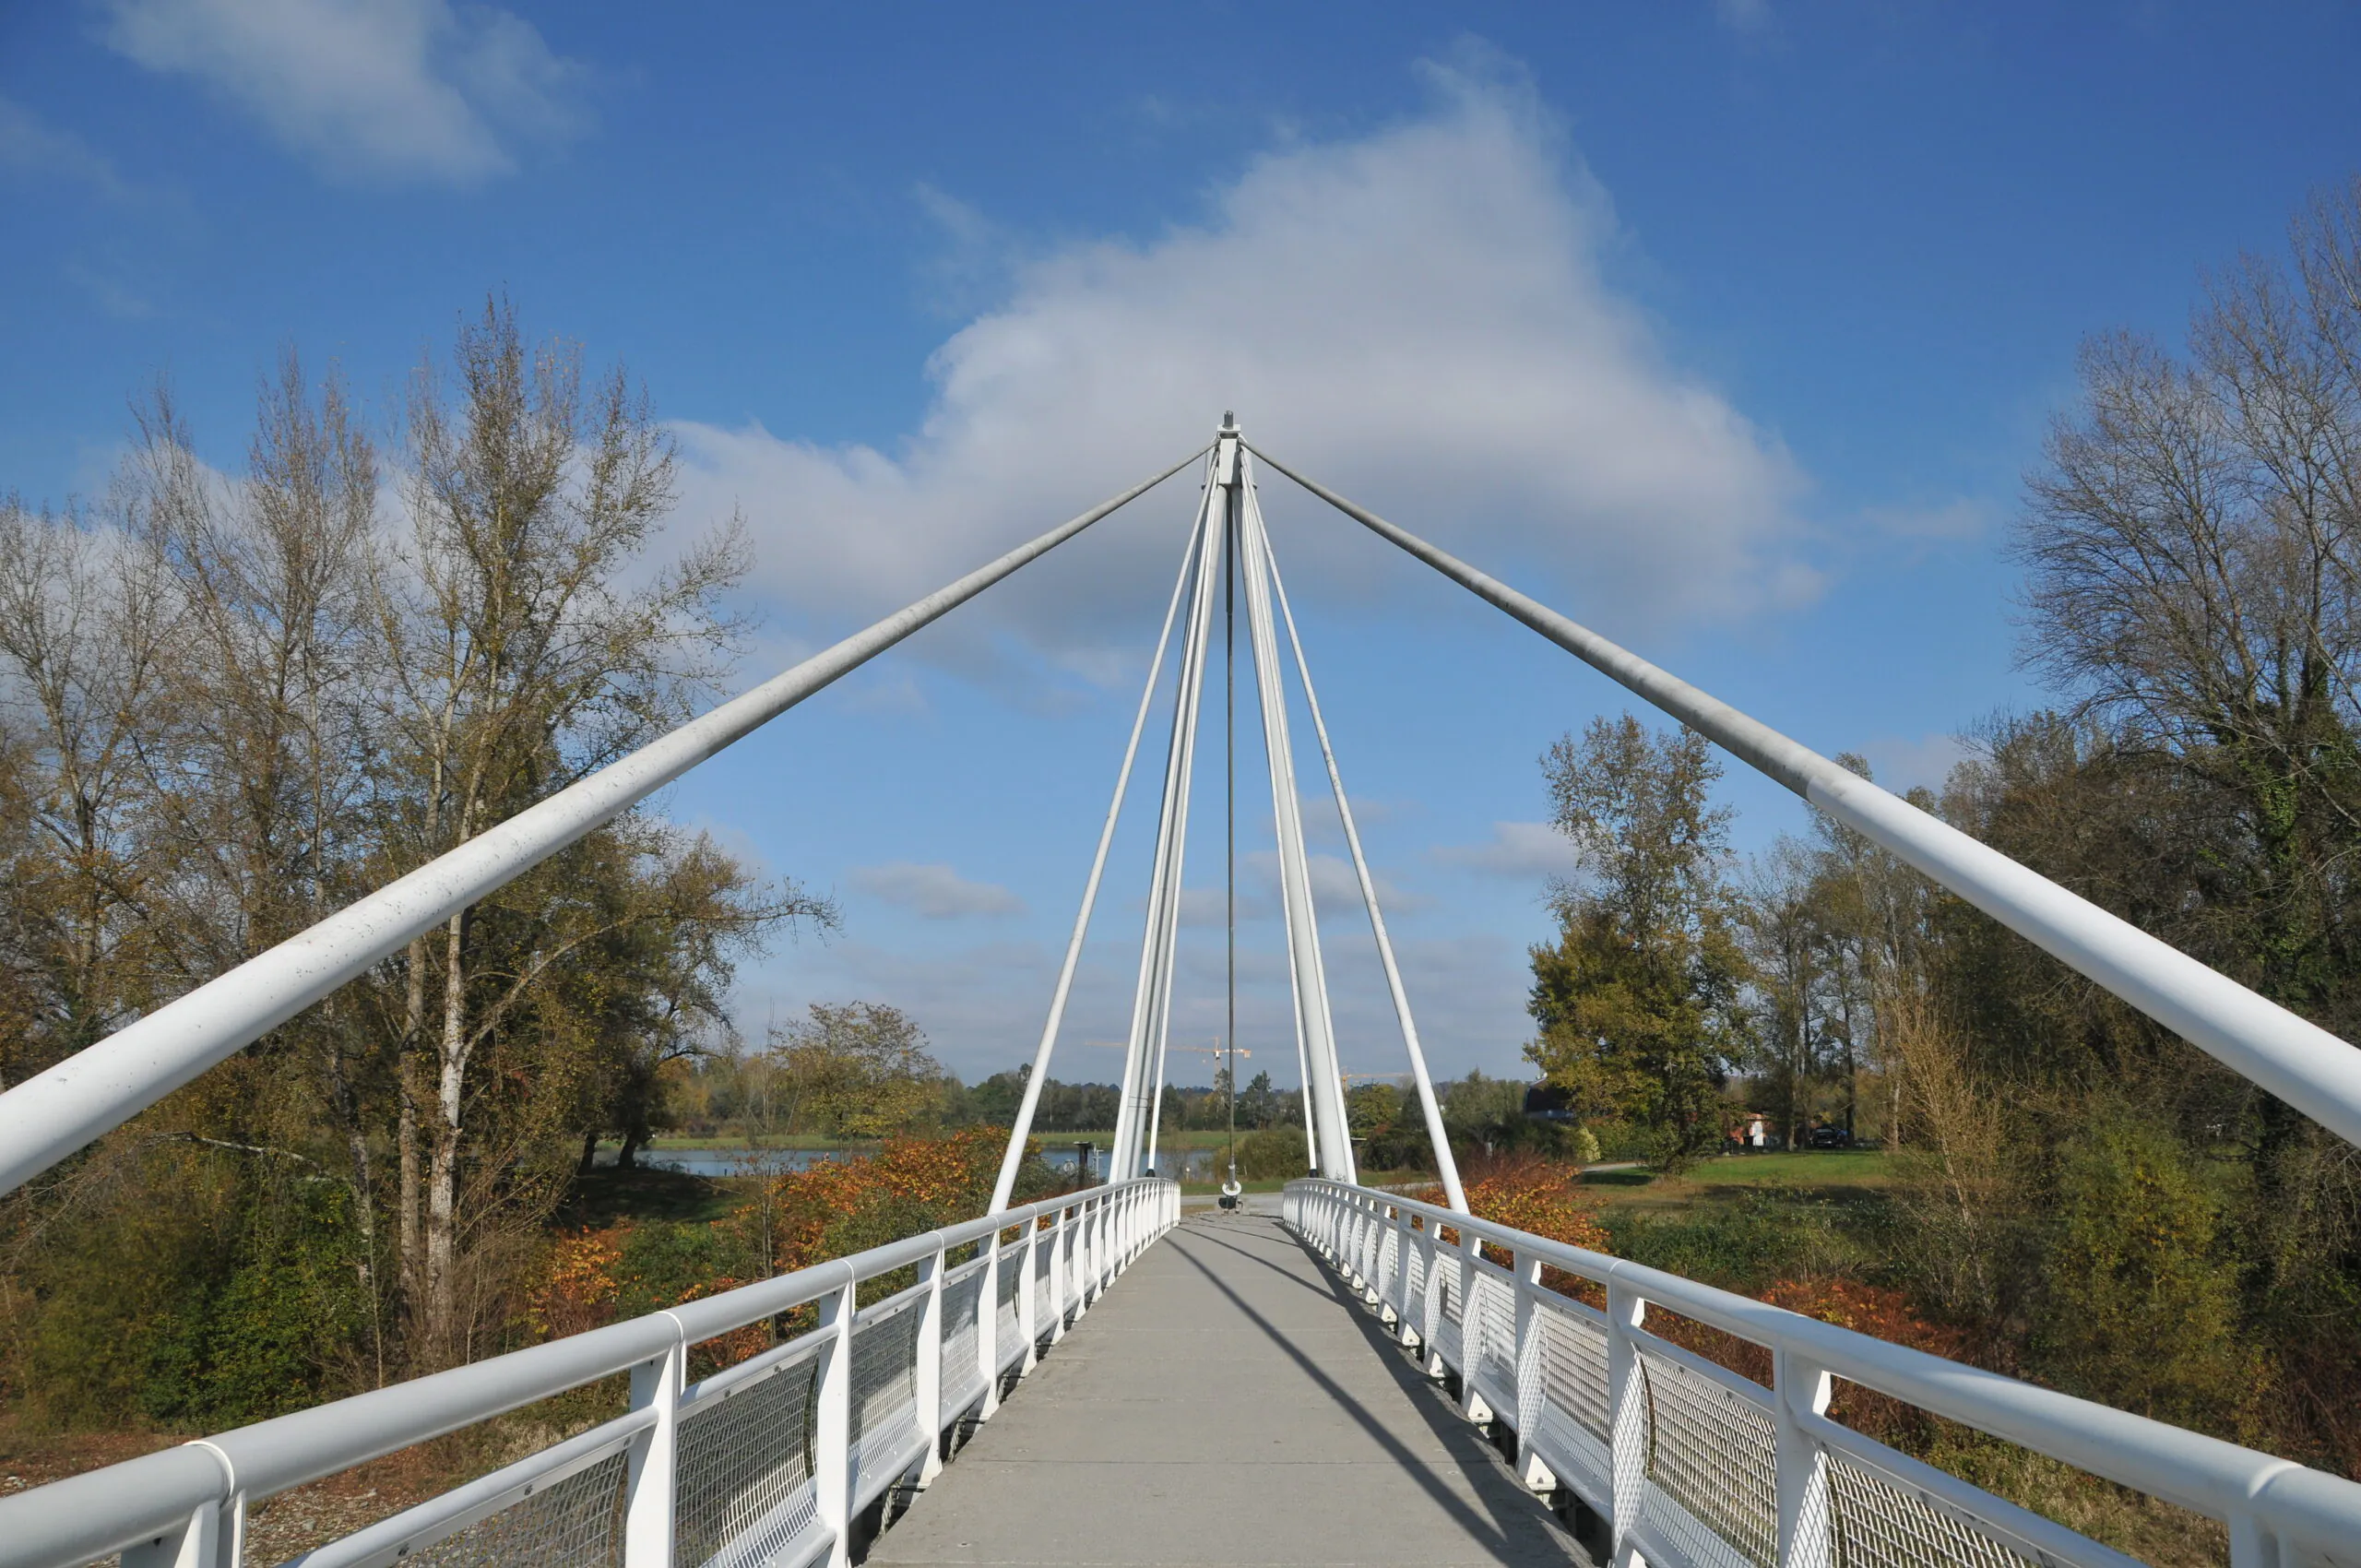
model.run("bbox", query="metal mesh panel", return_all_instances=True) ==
[1431,1257,1465,1366]
[1826,1453,2046,1568]
[994,1245,1025,1360]
[392,1447,628,1568]
[849,1291,924,1486]
[676,1356,819,1568]
[1470,1267,1518,1408]
[1377,1224,1401,1302]
[1638,1347,1779,1568]
[939,1263,987,1411]
[1537,1297,1611,1442]
[1038,1229,1063,1330]
[1404,1239,1430,1325]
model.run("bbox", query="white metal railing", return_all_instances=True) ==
[1287,1179,2361,1568]
[0,1178,1178,1568]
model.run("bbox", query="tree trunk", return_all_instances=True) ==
[424,909,468,1355]
[397,934,425,1301]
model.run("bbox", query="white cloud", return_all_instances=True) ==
[100,0,587,184]
[848,861,1026,920]
[670,54,1809,666]
[1714,0,1774,35]
[1865,498,1990,542]
[1857,732,1973,796]
[0,94,138,200]
[1431,819,1584,880]
[1305,850,1428,917]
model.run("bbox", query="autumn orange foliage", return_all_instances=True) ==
[528,1127,1023,1361]
[751,1125,1012,1274]
[528,1228,626,1338]
[1403,1156,1969,1445]
[1414,1153,1612,1292]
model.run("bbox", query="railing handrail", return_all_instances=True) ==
[0,1178,1169,1568]
[1291,1178,2361,1556]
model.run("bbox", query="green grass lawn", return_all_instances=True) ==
[1042,1128,1239,1148]
[1580,1147,1891,1213]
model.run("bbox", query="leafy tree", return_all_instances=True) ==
[1527,715,1745,1170]
[770,1002,945,1137]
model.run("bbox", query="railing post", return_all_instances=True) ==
[914,1241,946,1485]
[623,1325,685,1568]
[1101,1190,1113,1280]
[1418,1214,1446,1373]
[1513,1250,1555,1492]
[1606,1278,1647,1568]
[1773,1348,1833,1568]
[813,1274,856,1568]
[1458,1224,1489,1423]
[1050,1204,1072,1338]
[1018,1214,1042,1372]
[977,1229,1003,1418]
[1391,1204,1415,1340]
[2228,1511,2282,1568]
[122,1495,229,1568]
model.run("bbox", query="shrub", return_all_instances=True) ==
[2034,1112,2263,1433]
[1237,1124,1310,1181]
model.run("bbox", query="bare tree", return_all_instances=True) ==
[379,299,753,1353]
[0,493,174,1087]
[2019,178,2361,1026]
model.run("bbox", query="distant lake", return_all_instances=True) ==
[594,1146,842,1177]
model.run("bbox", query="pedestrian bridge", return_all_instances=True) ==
[6,422,2361,1567]
[13,1178,2361,1568]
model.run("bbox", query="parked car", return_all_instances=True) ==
[1806,1124,1854,1149]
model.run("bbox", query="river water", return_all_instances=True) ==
[602,1145,1227,1182]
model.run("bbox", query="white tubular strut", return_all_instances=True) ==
[1254,438,2361,1157]
[0,449,1206,1199]
[988,494,1211,1212]
[1237,463,1355,1182]
[1112,477,1224,1179]
[1259,479,1468,1212]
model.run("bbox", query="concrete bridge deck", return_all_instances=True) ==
[872,1209,1583,1568]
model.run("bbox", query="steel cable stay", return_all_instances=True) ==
[0,445,1210,1198]
[1016,416,1462,1196]
[1246,440,2361,1155]
[1249,443,1468,1213]
[1106,460,1223,1177]
[982,461,1214,1212]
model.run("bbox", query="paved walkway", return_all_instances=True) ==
[870,1209,1583,1568]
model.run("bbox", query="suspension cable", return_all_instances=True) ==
[1249,440,2361,1154]
[1262,522,1467,1212]
[1226,464,1240,1196]
[0,446,1208,1199]
[989,479,1213,1211]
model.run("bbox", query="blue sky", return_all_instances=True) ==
[6,2,2359,1087]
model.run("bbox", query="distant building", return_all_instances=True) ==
[1524,1082,1575,1123]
